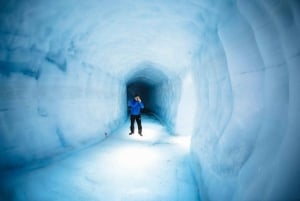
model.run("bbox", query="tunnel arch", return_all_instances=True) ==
[0,1,299,201]
[124,62,182,131]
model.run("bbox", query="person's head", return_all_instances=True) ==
[134,94,140,101]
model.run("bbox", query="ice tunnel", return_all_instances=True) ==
[0,0,300,200]
[125,62,181,125]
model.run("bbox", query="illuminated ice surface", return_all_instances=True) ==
[0,116,200,201]
[0,0,300,201]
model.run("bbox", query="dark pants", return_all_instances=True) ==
[130,115,142,133]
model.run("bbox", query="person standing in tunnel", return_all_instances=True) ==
[128,94,144,136]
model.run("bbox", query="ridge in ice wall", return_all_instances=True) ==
[0,0,299,201]
[190,1,300,201]
[0,1,127,169]
[0,62,126,169]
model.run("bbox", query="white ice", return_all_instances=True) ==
[0,0,300,201]
[0,116,200,201]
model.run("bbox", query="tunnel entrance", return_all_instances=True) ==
[125,65,168,120]
[125,62,180,129]
[127,81,154,115]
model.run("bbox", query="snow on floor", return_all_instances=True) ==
[0,116,200,201]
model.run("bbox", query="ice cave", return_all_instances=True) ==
[0,0,300,200]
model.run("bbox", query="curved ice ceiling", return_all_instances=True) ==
[0,0,299,201]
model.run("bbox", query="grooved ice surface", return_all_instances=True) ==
[0,0,300,201]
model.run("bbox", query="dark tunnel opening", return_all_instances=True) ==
[127,81,154,115]
[1,0,299,200]
[124,63,178,125]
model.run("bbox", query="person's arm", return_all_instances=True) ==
[137,97,144,109]
[139,101,144,109]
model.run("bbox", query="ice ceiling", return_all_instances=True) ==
[0,0,300,201]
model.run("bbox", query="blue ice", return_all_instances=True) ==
[0,117,200,201]
[0,0,300,201]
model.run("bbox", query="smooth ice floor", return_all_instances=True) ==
[0,116,200,201]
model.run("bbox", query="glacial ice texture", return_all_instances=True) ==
[0,0,300,201]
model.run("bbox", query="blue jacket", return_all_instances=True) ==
[128,99,144,115]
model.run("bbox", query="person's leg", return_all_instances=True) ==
[137,115,142,136]
[129,115,135,134]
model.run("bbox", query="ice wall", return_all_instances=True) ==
[0,54,125,169]
[175,72,197,135]
[0,0,128,169]
[190,0,300,201]
[0,0,299,201]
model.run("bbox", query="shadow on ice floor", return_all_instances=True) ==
[0,116,200,201]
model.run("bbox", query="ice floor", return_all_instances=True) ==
[0,116,200,201]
